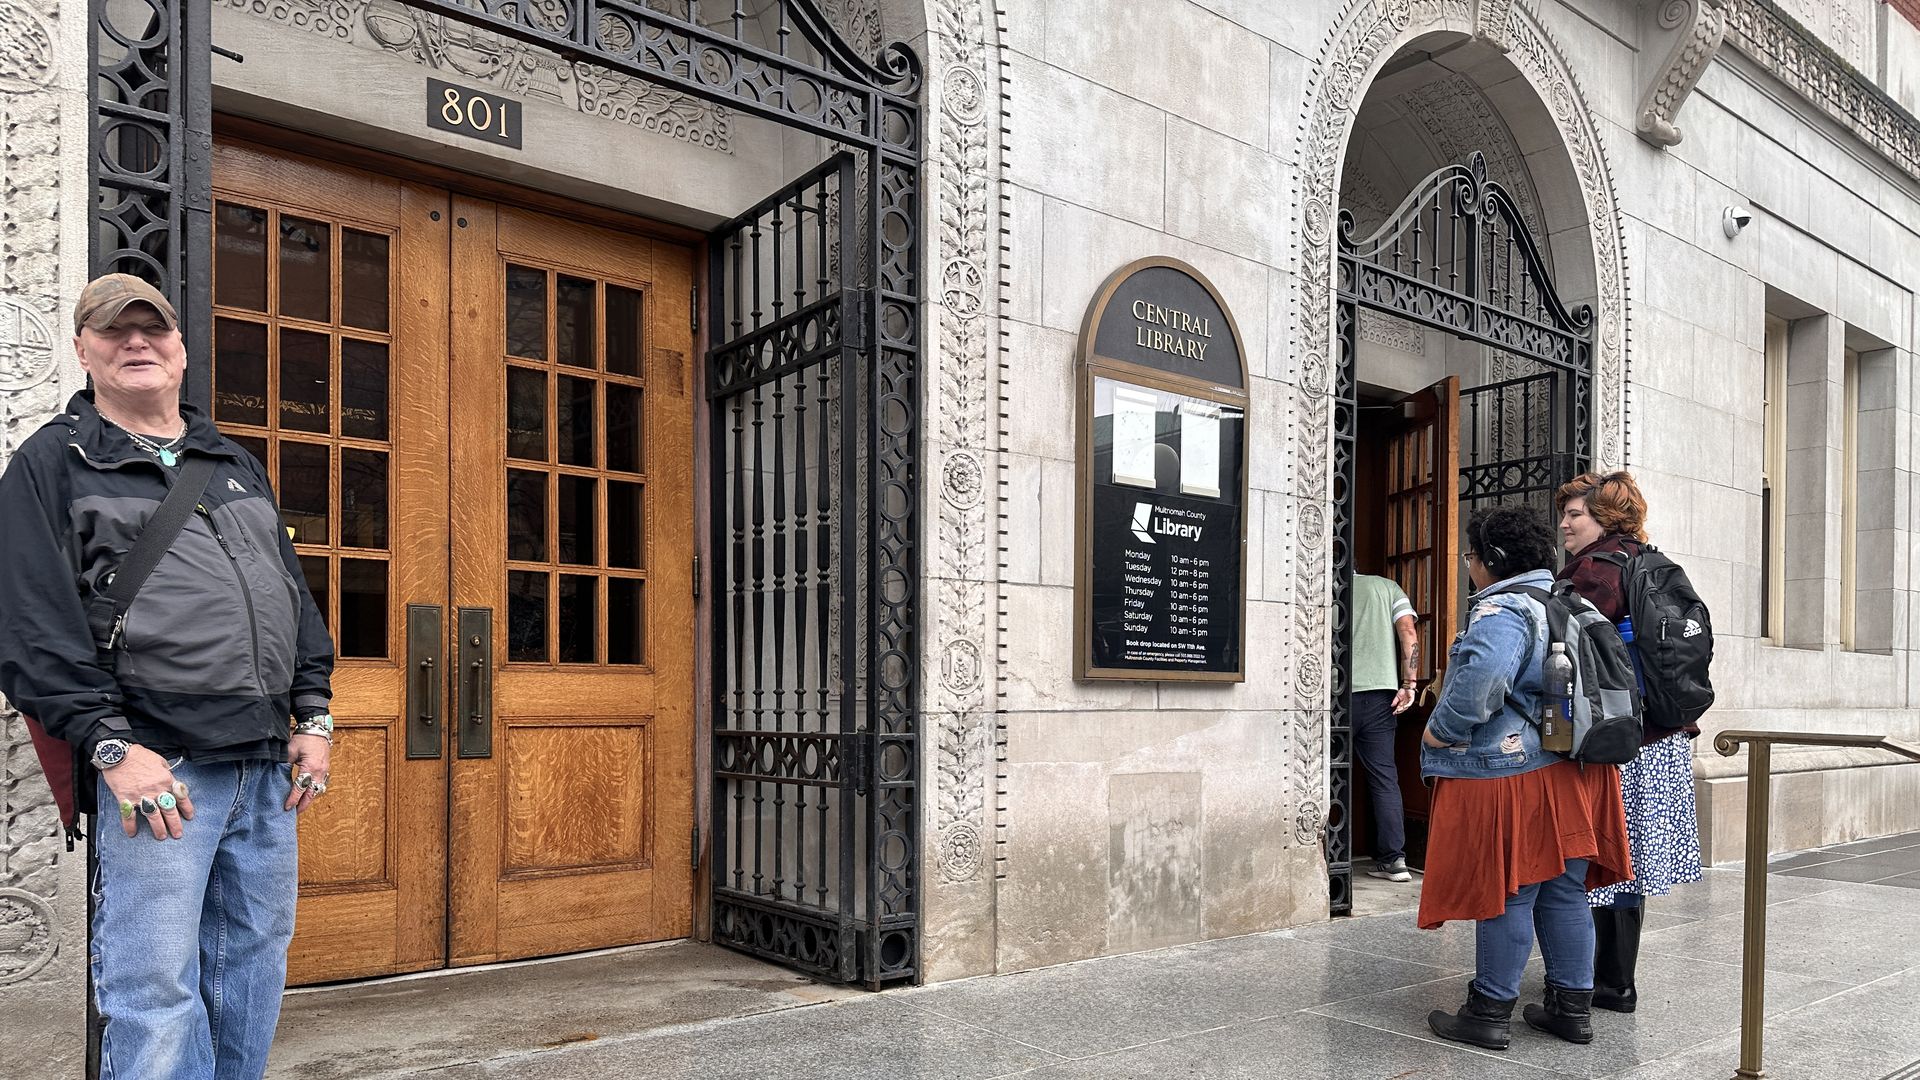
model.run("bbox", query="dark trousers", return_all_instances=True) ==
[1352,689,1405,863]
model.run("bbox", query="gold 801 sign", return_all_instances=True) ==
[426,78,523,150]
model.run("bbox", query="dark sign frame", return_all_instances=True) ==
[1075,257,1250,682]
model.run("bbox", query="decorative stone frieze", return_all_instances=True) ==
[1636,0,1728,148]
[221,0,907,154]
[1724,0,1920,182]
[926,0,1005,891]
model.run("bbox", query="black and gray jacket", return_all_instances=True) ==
[0,392,333,762]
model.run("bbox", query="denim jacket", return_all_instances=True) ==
[1420,568,1558,780]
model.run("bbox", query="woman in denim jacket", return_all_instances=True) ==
[1418,506,1633,1052]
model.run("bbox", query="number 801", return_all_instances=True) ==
[441,87,510,140]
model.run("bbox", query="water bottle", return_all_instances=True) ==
[1618,615,1647,696]
[1540,642,1575,753]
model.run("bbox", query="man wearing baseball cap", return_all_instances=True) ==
[0,273,336,1078]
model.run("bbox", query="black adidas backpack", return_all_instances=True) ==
[1594,547,1716,731]
[1499,581,1644,766]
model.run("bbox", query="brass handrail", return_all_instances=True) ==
[1713,730,1920,1080]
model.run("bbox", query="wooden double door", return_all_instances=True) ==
[211,141,695,983]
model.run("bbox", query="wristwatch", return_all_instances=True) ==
[90,737,131,771]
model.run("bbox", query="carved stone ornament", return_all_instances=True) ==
[0,888,57,984]
[0,0,56,92]
[226,0,735,153]
[942,449,985,510]
[942,637,983,694]
[1637,0,1729,148]
[0,297,57,392]
[937,819,983,883]
[1474,0,1517,50]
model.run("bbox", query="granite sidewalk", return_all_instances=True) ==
[271,832,1920,1080]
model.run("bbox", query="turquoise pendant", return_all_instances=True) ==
[158,448,178,467]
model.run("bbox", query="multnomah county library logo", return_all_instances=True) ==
[1130,501,1203,545]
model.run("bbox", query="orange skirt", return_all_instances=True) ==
[1416,759,1633,929]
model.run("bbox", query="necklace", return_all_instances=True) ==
[100,413,187,467]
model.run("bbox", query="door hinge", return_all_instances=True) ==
[692,553,702,600]
[850,733,872,796]
[690,284,700,333]
[691,823,701,869]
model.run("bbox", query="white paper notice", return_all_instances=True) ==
[1111,387,1158,489]
[1179,403,1221,498]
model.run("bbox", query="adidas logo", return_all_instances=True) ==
[227,478,246,493]
[1682,619,1703,638]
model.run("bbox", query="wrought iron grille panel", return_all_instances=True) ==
[89,0,213,412]
[1330,152,1596,912]
[708,144,919,987]
[93,0,922,1000]
[1461,372,1569,513]
[1327,301,1359,916]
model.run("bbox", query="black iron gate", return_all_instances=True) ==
[706,149,918,987]
[89,0,922,1007]
[1328,152,1594,913]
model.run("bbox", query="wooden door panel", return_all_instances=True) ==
[212,142,452,984]
[1383,376,1459,833]
[448,198,696,965]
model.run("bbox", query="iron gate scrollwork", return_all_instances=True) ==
[91,0,922,1001]
[1329,152,1594,914]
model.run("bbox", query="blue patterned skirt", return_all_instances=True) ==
[1589,731,1704,905]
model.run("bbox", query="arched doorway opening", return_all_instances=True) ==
[1319,26,1615,914]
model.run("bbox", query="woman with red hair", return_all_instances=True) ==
[1551,471,1702,1030]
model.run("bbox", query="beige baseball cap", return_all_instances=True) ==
[73,273,179,335]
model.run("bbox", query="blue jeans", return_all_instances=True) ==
[92,758,299,1080]
[1470,858,1595,1001]
[1352,689,1405,862]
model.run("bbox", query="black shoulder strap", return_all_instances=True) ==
[89,454,218,652]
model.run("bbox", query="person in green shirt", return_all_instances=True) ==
[1352,572,1420,881]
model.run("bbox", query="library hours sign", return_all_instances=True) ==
[1075,258,1249,682]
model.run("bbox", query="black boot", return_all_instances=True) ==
[1592,904,1644,1012]
[1428,985,1516,1050]
[1523,985,1596,1044]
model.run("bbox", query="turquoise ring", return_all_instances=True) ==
[156,792,178,812]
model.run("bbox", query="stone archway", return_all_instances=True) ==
[1287,0,1630,865]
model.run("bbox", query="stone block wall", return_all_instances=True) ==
[989,0,1333,974]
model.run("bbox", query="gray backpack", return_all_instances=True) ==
[1499,581,1644,765]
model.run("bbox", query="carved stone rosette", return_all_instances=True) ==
[1292,0,1628,856]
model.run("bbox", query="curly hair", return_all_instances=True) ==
[1555,470,1649,542]
[1466,506,1558,581]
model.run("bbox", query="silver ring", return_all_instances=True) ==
[311,781,328,796]
[293,771,313,790]
[138,796,159,816]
